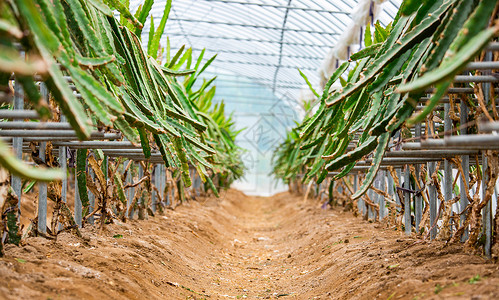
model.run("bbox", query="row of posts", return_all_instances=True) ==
[16,151,205,232]
[297,94,495,256]
[355,115,492,254]
[9,78,206,234]
[350,88,494,256]
[306,147,494,254]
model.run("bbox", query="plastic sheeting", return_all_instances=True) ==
[129,0,400,195]
[130,0,400,107]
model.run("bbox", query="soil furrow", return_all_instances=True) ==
[1,190,498,299]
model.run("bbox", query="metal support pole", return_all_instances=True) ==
[459,99,470,241]
[378,170,386,220]
[443,104,454,235]
[37,142,47,234]
[404,166,411,235]
[482,154,493,257]
[354,174,362,214]
[152,164,159,212]
[482,51,493,257]
[12,77,24,210]
[396,168,402,214]
[444,103,453,205]
[426,110,438,239]
[126,161,133,217]
[171,177,175,205]
[130,162,137,218]
[74,166,82,228]
[58,114,68,231]
[382,170,387,219]
[160,164,165,203]
[88,168,95,225]
[414,124,423,232]
[329,179,335,206]
[59,115,67,212]
[387,171,394,205]
[428,161,437,239]
[193,171,198,196]
[138,163,143,180]
[372,176,379,220]
[138,163,143,215]
[367,188,374,220]
[166,169,171,206]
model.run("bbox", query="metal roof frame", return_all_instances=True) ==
[200,0,352,14]
[151,33,333,48]
[188,47,324,60]
[132,0,401,109]
[168,18,342,36]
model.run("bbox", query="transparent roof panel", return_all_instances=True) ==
[130,0,400,107]
[126,0,401,195]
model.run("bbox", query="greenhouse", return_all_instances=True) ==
[0,0,498,298]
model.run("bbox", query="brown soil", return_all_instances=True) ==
[1,189,499,299]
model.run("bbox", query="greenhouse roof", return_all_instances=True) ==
[130,0,401,106]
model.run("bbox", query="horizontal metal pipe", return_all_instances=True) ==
[385,149,478,158]
[407,140,499,150]
[19,149,159,159]
[101,149,157,154]
[419,96,467,103]
[424,88,499,94]
[28,134,121,141]
[420,139,455,148]
[105,153,163,158]
[0,122,73,130]
[444,134,499,147]
[486,42,499,51]
[400,142,433,150]
[479,122,499,132]
[127,159,165,163]
[53,141,137,149]
[464,61,499,70]
[1,133,121,142]
[419,97,499,104]
[19,145,147,156]
[0,110,40,119]
[453,75,498,83]
[0,129,117,138]
[357,157,443,166]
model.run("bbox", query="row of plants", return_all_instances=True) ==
[0,0,245,248]
[272,0,498,247]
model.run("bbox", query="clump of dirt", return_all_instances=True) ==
[1,189,498,299]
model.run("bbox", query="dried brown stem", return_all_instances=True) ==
[124,176,149,189]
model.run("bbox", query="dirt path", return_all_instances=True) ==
[1,190,499,299]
